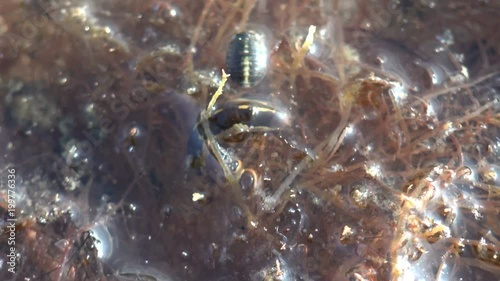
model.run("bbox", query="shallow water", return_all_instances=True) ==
[0,1,499,280]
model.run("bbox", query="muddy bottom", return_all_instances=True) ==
[0,1,499,281]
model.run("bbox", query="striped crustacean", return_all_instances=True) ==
[206,98,290,142]
[225,30,269,88]
[196,97,315,158]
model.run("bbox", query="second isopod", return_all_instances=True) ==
[225,30,269,88]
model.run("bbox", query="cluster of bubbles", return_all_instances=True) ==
[0,0,499,280]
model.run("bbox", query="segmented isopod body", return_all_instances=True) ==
[207,98,290,137]
[225,30,269,88]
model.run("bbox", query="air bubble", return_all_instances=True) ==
[239,169,257,191]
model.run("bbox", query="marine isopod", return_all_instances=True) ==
[225,30,269,88]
